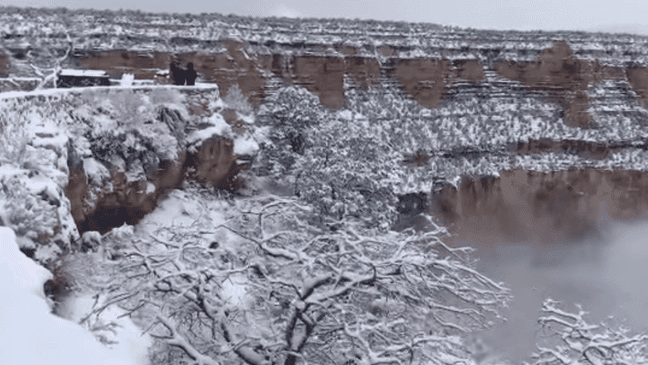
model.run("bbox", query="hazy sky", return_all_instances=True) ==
[2,0,648,35]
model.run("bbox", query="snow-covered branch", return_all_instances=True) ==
[528,299,648,365]
[28,32,73,90]
[79,193,509,365]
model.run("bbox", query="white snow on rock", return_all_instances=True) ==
[234,134,259,156]
[0,227,150,365]
[0,163,79,259]
[83,157,111,184]
[145,182,156,194]
[236,110,255,124]
[59,69,108,77]
[186,113,232,152]
[337,109,353,120]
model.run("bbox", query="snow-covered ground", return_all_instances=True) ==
[0,185,248,365]
[0,227,150,365]
[134,188,250,306]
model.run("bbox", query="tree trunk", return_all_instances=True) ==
[283,354,297,365]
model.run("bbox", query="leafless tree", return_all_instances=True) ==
[26,33,73,90]
[78,194,510,365]
[528,298,648,365]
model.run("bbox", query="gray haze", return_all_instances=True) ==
[2,0,648,35]
[464,217,648,363]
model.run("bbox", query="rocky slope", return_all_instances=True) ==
[0,85,261,263]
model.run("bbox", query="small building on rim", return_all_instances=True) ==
[56,69,111,88]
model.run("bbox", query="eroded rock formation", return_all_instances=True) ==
[496,41,625,128]
[185,136,242,191]
[60,88,246,235]
[0,51,9,77]
[626,66,648,110]
[66,152,188,234]
[429,169,648,248]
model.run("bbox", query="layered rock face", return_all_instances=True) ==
[62,39,648,115]
[4,12,647,115]
[0,51,9,77]
[429,169,648,248]
[3,10,648,244]
[496,41,625,128]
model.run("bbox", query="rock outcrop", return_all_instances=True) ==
[63,87,250,235]
[0,96,80,263]
[627,66,648,110]
[496,41,625,128]
[185,136,242,191]
[0,86,252,260]
[429,169,648,247]
[0,51,9,77]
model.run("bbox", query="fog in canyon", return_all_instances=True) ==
[440,171,648,363]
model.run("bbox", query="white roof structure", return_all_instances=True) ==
[58,69,108,77]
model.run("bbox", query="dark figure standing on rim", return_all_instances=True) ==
[170,60,186,86]
[170,59,197,86]
[185,63,197,85]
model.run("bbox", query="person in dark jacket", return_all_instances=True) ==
[185,62,197,86]
[170,60,186,86]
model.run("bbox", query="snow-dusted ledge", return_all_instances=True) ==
[0,82,220,100]
[0,227,151,365]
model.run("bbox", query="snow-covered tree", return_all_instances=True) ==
[292,111,402,229]
[254,86,327,183]
[76,194,511,365]
[26,33,73,90]
[528,298,648,365]
[223,84,254,116]
[255,86,422,229]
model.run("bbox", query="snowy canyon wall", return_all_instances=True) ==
[43,40,648,119]
[428,169,648,247]
[4,11,648,243]
[3,14,648,114]
[63,88,251,235]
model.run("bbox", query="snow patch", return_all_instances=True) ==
[59,292,153,365]
[136,190,201,234]
[0,227,148,365]
[120,73,135,87]
[236,110,255,124]
[59,69,108,77]
[145,182,156,194]
[234,134,259,156]
[187,113,232,152]
[83,157,110,184]
[221,272,253,309]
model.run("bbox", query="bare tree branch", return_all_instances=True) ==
[79,194,510,365]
